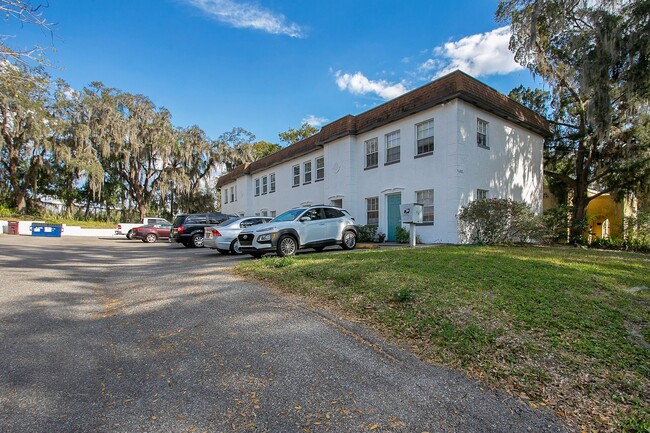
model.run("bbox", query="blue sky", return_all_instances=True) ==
[9,0,543,144]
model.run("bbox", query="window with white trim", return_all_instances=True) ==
[477,189,489,200]
[234,185,237,201]
[292,165,300,187]
[416,119,434,155]
[416,189,434,223]
[365,138,378,168]
[269,173,276,193]
[270,210,276,217]
[304,161,312,184]
[223,189,228,204]
[366,197,379,226]
[385,130,400,164]
[262,176,268,195]
[230,186,235,202]
[477,118,489,148]
[316,157,324,181]
[254,178,260,196]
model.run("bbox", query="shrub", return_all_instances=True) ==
[358,224,378,242]
[395,226,422,244]
[457,198,544,245]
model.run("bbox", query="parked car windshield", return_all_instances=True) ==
[272,208,306,222]
[218,217,241,226]
[172,215,187,226]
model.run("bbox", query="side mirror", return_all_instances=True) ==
[300,217,312,222]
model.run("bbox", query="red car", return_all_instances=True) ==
[131,223,172,243]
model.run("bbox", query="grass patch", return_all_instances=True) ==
[236,246,650,432]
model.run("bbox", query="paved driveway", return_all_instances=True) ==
[0,235,573,432]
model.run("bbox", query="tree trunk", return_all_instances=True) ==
[570,140,590,242]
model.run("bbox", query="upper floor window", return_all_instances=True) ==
[262,176,268,194]
[366,197,379,226]
[477,189,489,200]
[385,130,400,164]
[416,189,434,223]
[316,157,325,181]
[223,189,228,204]
[292,165,300,187]
[304,161,312,184]
[416,120,434,155]
[230,186,235,202]
[254,178,260,196]
[269,173,276,193]
[477,118,489,148]
[365,138,378,168]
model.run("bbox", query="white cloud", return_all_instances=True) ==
[424,26,523,78]
[185,0,304,38]
[302,115,329,128]
[334,71,408,100]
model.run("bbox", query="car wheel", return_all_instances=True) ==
[144,233,157,243]
[126,229,134,240]
[341,230,357,250]
[217,248,230,255]
[277,235,298,257]
[191,233,204,248]
[230,239,242,255]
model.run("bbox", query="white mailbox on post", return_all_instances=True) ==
[400,203,423,247]
[400,203,423,224]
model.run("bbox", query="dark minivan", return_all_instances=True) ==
[170,213,235,248]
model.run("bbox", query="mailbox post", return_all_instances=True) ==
[400,203,423,247]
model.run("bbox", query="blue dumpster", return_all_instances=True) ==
[31,223,63,237]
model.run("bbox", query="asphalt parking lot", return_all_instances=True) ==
[0,235,573,433]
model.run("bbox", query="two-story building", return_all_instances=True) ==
[216,70,550,244]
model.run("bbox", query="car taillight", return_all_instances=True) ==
[211,229,222,237]
[178,225,184,234]
[117,224,122,229]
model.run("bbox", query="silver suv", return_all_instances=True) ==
[237,206,358,258]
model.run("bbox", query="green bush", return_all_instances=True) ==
[0,205,15,218]
[395,226,422,244]
[358,224,378,242]
[457,198,544,245]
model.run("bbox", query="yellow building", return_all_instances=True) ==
[543,186,638,240]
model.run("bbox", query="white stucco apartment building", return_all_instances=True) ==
[217,71,550,244]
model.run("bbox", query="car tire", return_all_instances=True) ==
[230,239,242,255]
[341,230,357,250]
[277,235,298,257]
[217,248,230,255]
[126,229,134,240]
[191,233,204,248]
[144,233,157,243]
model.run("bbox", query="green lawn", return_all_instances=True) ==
[236,246,650,433]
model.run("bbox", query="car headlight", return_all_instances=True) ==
[258,234,272,242]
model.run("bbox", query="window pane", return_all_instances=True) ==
[416,189,434,223]
[316,157,324,180]
[365,138,378,168]
[477,119,488,147]
[293,165,300,186]
[304,161,312,183]
[366,197,379,226]
[270,173,276,193]
[385,131,400,163]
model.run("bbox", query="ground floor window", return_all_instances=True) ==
[366,197,379,226]
[477,189,489,200]
[416,189,434,223]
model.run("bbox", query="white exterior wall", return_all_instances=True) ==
[220,99,544,244]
